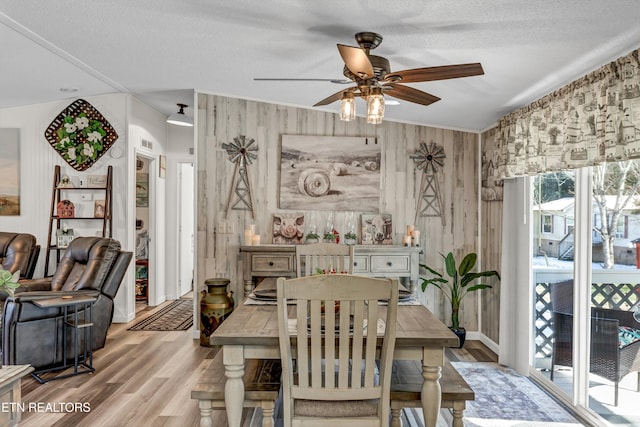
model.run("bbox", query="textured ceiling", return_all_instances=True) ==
[1,1,640,131]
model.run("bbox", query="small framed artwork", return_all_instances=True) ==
[87,175,107,188]
[361,213,393,245]
[94,200,106,218]
[0,128,20,216]
[136,172,149,207]
[159,155,166,178]
[56,229,75,248]
[273,213,305,244]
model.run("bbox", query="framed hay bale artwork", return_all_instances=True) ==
[279,135,381,211]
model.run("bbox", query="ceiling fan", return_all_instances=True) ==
[255,31,484,123]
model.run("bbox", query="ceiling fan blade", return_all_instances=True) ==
[254,78,352,84]
[384,63,484,83]
[385,84,440,106]
[313,88,353,107]
[337,44,374,79]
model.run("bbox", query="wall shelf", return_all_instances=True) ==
[44,165,113,276]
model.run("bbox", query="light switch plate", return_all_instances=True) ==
[217,220,234,234]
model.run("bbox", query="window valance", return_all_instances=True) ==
[496,48,640,178]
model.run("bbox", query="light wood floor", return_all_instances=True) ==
[19,300,497,427]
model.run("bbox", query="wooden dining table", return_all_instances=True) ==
[210,295,458,427]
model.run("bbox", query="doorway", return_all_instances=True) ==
[135,155,152,307]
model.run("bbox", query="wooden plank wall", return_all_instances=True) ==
[195,93,482,331]
[480,127,503,343]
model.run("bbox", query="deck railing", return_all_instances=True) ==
[533,269,640,358]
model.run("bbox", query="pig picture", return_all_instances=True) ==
[361,214,393,245]
[273,213,305,244]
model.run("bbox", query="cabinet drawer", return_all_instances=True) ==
[352,256,369,273]
[370,255,410,273]
[252,255,293,272]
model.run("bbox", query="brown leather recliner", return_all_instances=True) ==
[1,237,132,369]
[0,232,39,279]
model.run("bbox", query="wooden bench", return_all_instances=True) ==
[191,350,281,427]
[390,359,474,427]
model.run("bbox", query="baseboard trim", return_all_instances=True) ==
[113,311,136,324]
[466,331,500,355]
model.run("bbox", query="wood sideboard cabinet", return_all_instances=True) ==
[240,245,423,297]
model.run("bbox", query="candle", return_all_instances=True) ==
[252,235,261,245]
[249,224,256,234]
[402,235,411,246]
[411,230,420,247]
[406,225,415,236]
[244,229,253,246]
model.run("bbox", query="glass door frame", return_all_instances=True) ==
[518,168,604,426]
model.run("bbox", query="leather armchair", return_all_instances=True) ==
[0,232,39,279]
[1,237,132,369]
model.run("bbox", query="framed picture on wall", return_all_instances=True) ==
[0,128,20,215]
[279,135,381,212]
[136,172,149,207]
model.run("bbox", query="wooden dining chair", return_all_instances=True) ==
[276,274,399,427]
[295,242,354,277]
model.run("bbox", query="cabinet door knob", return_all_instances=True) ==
[353,262,358,266]
[387,261,393,266]
[269,261,274,266]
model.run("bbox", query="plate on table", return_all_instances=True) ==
[381,289,413,303]
[252,288,277,301]
[399,289,413,301]
[307,314,354,333]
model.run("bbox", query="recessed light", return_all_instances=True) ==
[60,88,78,93]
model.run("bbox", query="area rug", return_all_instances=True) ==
[127,299,193,331]
[402,362,582,427]
[451,362,581,425]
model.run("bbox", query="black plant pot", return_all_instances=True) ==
[450,328,466,348]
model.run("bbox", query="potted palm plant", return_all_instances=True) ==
[420,252,499,347]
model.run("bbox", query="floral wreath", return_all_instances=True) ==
[55,113,107,166]
[44,99,119,171]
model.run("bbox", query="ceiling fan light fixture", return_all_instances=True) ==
[339,92,356,122]
[167,103,193,127]
[366,87,384,124]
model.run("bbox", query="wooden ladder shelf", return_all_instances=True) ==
[44,165,113,276]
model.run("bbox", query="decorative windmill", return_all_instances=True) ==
[410,141,446,225]
[222,135,258,218]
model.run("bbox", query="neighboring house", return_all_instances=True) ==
[533,196,640,263]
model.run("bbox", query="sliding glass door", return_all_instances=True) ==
[588,161,640,425]
[531,170,576,398]
[529,163,640,426]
